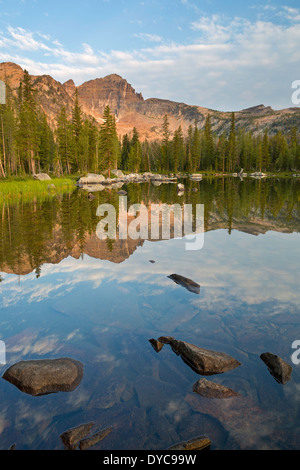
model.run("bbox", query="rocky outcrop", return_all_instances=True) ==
[169,339,241,375]
[63,79,76,98]
[2,358,83,396]
[1,62,299,141]
[260,352,292,384]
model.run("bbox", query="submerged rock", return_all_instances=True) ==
[2,357,83,396]
[193,378,240,398]
[169,339,241,375]
[168,436,212,451]
[168,274,200,294]
[260,352,292,384]
[60,422,95,450]
[79,427,113,450]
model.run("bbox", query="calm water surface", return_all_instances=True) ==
[0,177,299,450]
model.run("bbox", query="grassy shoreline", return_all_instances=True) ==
[0,176,77,203]
[0,171,299,203]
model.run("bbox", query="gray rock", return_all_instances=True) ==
[260,352,292,384]
[111,169,124,178]
[33,173,52,181]
[77,173,105,184]
[193,378,240,398]
[2,357,83,396]
[168,274,200,294]
[169,339,241,375]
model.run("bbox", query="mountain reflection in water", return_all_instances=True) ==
[0,177,299,450]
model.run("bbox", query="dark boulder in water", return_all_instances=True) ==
[260,352,292,384]
[2,357,83,396]
[168,274,200,294]
[169,339,241,375]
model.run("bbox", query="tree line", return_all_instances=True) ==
[0,70,300,178]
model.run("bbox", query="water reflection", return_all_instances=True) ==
[0,178,299,450]
[0,178,299,276]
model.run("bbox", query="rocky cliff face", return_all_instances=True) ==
[0,61,300,140]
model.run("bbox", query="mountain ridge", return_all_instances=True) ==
[0,61,299,140]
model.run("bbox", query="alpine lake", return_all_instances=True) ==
[0,175,299,451]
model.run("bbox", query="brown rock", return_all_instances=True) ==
[168,436,212,450]
[79,427,113,450]
[2,357,83,396]
[260,352,292,384]
[193,378,240,398]
[149,338,164,352]
[157,336,175,344]
[169,339,241,375]
[60,422,95,450]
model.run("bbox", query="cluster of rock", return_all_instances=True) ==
[149,335,293,401]
[77,171,204,192]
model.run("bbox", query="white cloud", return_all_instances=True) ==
[0,7,299,110]
[133,32,163,43]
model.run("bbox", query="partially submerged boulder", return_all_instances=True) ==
[2,357,83,396]
[260,352,292,384]
[193,378,240,398]
[169,339,241,375]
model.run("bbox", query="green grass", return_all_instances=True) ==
[0,176,77,204]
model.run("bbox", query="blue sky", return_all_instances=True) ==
[0,0,300,110]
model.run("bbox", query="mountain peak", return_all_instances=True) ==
[63,79,76,97]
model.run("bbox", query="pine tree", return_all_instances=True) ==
[161,114,170,172]
[98,105,119,177]
[17,70,40,174]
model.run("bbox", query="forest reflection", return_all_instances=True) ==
[0,177,299,276]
